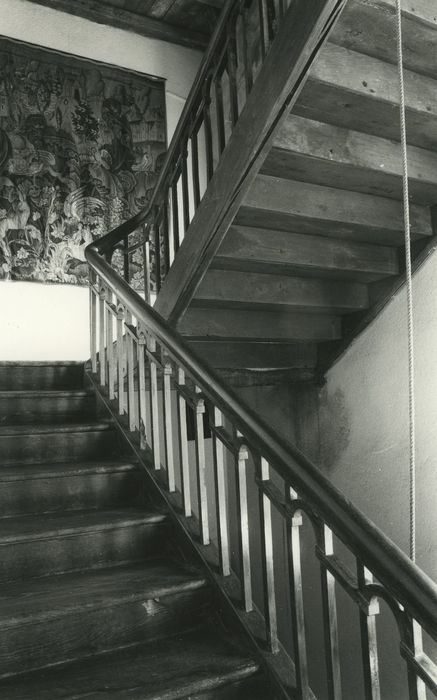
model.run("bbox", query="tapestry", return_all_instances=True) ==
[0,38,166,286]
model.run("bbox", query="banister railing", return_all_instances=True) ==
[85,0,437,695]
[95,0,297,297]
[87,236,437,699]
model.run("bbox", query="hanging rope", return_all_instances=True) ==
[395,0,416,563]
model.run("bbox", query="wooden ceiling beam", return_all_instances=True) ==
[25,0,209,50]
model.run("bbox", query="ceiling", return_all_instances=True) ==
[27,0,223,50]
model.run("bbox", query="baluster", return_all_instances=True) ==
[319,524,342,700]
[258,0,267,60]
[99,287,106,386]
[212,406,230,576]
[177,368,191,516]
[258,457,279,652]
[161,203,170,274]
[190,129,201,209]
[203,81,214,182]
[265,0,276,41]
[89,274,97,374]
[152,221,161,293]
[171,180,180,253]
[143,235,151,305]
[357,563,381,700]
[123,234,130,282]
[137,329,148,450]
[286,485,310,698]
[148,335,161,470]
[106,290,115,400]
[181,143,190,233]
[241,1,253,96]
[163,358,176,492]
[194,389,209,545]
[405,620,427,700]
[116,302,125,416]
[235,439,252,612]
[227,19,239,126]
[214,66,226,154]
[126,322,136,432]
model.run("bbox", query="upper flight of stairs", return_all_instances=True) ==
[173,0,437,381]
[0,362,268,699]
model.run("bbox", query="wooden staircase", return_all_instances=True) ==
[0,362,269,699]
[153,0,437,381]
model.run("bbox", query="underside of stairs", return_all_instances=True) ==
[153,0,437,384]
[0,362,270,699]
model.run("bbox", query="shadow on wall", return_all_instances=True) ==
[318,386,351,473]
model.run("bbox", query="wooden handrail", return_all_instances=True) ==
[85,0,437,691]
[86,239,437,642]
[93,0,238,259]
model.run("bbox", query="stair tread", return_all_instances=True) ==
[0,558,207,628]
[0,389,92,398]
[0,624,259,699]
[0,362,84,367]
[0,422,113,436]
[0,508,167,544]
[0,460,139,482]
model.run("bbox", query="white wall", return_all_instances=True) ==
[0,0,201,360]
[316,248,437,699]
[319,250,437,576]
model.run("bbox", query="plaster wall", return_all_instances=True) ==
[212,252,437,700]
[0,0,202,360]
[315,249,437,699]
[319,251,437,578]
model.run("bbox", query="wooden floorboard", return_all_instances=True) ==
[295,42,437,151]
[214,225,399,282]
[331,0,437,79]
[25,0,209,49]
[263,114,437,205]
[179,308,342,342]
[238,175,432,245]
[194,270,369,313]
[0,625,259,700]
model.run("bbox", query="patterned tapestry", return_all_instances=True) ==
[0,38,166,285]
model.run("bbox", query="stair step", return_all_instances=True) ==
[0,624,261,699]
[0,362,84,391]
[0,460,143,517]
[0,390,96,425]
[331,0,437,80]
[179,307,342,342]
[0,508,169,582]
[263,114,437,205]
[195,269,369,314]
[215,225,399,282]
[0,559,209,679]
[238,174,432,245]
[296,42,437,151]
[188,340,317,370]
[0,422,121,465]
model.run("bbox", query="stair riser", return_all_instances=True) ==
[75,671,265,700]
[0,395,96,426]
[0,365,84,391]
[0,429,121,465]
[0,521,169,582]
[0,471,143,517]
[193,674,268,699]
[0,587,210,679]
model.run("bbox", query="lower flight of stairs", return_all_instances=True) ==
[0,361,268,699]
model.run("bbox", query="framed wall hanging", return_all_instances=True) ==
[0,36,166,286]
